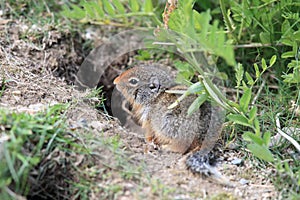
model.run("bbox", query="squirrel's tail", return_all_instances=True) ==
[186,150,234,186]
[185,105,234,186]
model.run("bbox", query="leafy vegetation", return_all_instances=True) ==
[0,102,156,199]
[61,0,162,27]
[61,0,300,197]
[0,104,83,199]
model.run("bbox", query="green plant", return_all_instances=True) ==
[61,0,162,27]
[227,56,277,162]
[274,159,300,199]
[149,179,175,199]
[61,0,300,196]
[223,0,300,83]
[0,104,89,199]
[85,87,106,109]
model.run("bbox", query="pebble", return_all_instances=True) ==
[231,158,243,165]
[239,178,249,185]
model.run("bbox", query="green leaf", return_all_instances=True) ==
[239,88,251,113]
[4,147,19,183]
[263,131,271,146]
[227,100,240,110]
[254,63,260,78]
[281,38,294,46]
[174,61,193,72]
[201,78,227,109]
[254,118,260,135]
[135,50,151,60]
[216,72,228,80]
[293,30,300,41]
[93,1,105,18]
[227,114,251,127]
[281,19,291,34]
[261,58,267,71]
[193,10,202,31]
[187,82,204,94]
[269,55,277,67]
[247,143,274,162]
[235,63,244,87]
[245,72,254,86]
[281,51,295,58]
[112,0,125,14]
[282,73,300,83]
[143,0,153,12]
[259,32,270,44]
[242,131,264,145]
[103,0,115,15]
[241,80,248,90]
[29,156,40,165]
[83,2,96,18]
[129,0,140,12]
[292,42,298,56]
[197,10,211,38]
[248,106,257,122]
[68,4,86,19]
[187,94,208,116]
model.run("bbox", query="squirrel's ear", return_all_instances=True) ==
[149,76,160,92]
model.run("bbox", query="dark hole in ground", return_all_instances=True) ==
[96,52,135,117]
[95,52,146,133]
[51,33,92,85]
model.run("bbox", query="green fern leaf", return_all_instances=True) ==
[103,0,115,16]
[93,1,105,18]
[82,1,96,19]
[143,0,153,12]
[129,0,140,12]
[62,4,86,20]
[112,0,125,14]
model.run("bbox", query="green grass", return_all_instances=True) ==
[0,103,167,199]
[0,103,175,199]
[0,104,81,199]
[230,79,300,197]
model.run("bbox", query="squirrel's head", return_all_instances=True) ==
[113,65,174,105]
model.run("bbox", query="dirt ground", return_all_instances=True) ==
[0,18,278,199]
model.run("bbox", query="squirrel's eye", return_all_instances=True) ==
[128,78,139,85]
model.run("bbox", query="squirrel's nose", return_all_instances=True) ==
[113,76,120,84]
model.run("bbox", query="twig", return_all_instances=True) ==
[251,79,266,105]
[234,43,284,49]
[5,187,26,200]
[152,42,175,46]
[275,113,300,153]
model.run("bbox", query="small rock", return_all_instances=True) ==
[89,120,106,131]
[78,119,88,128]
[227,142,239,150]
[231,158,243,165]
[239,178,249,185]
[12,90,21,95]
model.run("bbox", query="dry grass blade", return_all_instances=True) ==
[275,113,300,153]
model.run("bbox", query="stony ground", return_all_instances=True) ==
[0,17,278,199]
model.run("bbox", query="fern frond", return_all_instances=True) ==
[61,0,161,27]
